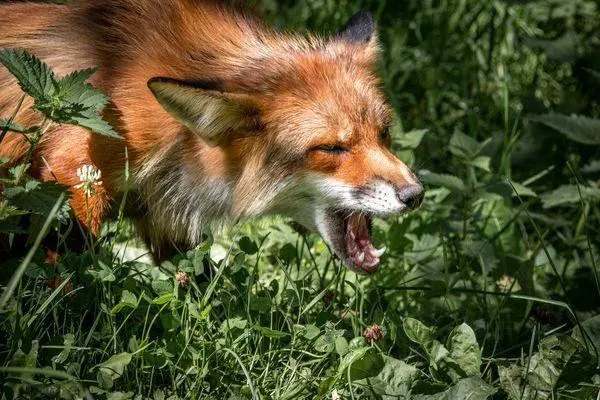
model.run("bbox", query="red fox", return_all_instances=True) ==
[0,0,423,274]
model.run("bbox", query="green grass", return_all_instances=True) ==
[2,0,600,399]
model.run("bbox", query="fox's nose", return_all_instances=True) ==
[396,184,424,210]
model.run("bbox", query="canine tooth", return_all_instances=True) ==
[357,252,365,263]
[371,246,386,257]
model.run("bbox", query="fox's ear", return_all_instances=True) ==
[337,11,376,44]
[148,78,259,146]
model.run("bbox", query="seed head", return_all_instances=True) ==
[176,271,190,288]
[363,324,383,342]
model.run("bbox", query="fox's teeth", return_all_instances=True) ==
[371,246,386,257]
[357,252,365,263]
[367,258,379,267]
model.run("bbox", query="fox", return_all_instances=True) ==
[0,0,424,274]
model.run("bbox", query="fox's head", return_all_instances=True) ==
[148,10,423,274]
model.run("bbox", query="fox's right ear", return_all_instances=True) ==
[148,78,260,146]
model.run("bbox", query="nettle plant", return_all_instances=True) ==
[0,49,119,252]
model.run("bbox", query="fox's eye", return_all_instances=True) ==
[312,144,349,154]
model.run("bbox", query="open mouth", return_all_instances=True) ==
[325,210,386,275]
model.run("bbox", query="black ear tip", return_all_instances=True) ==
[337,10,375,44]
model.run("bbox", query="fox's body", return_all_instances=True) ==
[0,0,423,273]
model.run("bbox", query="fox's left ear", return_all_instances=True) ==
[335,11,379,62]
[337,11,376,44]
[148,78,260,146]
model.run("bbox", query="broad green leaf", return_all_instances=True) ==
[509,181,537,197]
[220,317,248,333]
[460,240,497,275]
[572,314,600,361]
[111,290,138,314]
[0,49,56,102]
[97,352,132,379]
[249,295,271,312]
[420,170,466,193]
[531,113,600,145]
[540,184,600,208]
[525,31,579,62]
[52,334,75,366]
[335,336,348,356]
[395,129,428,149]
[498,365,523,400]
[314,322,345,353]
[581,159,600,174]
[526,335,595,394]
[239,236,259,254]
[414,376,496,400]
[449,131,480,159]
[468,156,491,171]
[295,324,320,340]
[106,392,134,400]
[253,325,289,338]
[338,347,385,382]
[404,318,434,347]
[372,356,420,399]
[447,323,481,377]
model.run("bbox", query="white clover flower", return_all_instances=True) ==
[74,164,102,197]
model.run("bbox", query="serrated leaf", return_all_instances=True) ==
[0,49,56,102]
[420,170,466,193]
[0,119,37,134]
[69,114,121,138]
[1,49,120,138]
[531,113,600,145]
[449,131,481,159]
[3,180,71,221]
[540,184,600,208]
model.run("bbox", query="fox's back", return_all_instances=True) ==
[0,0,268,163]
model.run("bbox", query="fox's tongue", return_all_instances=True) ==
[345,213,385,272]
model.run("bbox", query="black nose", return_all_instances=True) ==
[396,184,424,210]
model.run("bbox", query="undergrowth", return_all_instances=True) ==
[1,0,600,399]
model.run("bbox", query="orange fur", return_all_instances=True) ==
[0,0,420,263]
